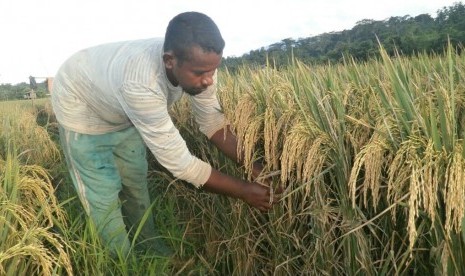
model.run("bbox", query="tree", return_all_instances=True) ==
[222,2,465,70]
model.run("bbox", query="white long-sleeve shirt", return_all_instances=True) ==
[51,38,226,187]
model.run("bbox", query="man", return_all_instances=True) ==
[51,12,280,257]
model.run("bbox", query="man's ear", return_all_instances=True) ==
[163,52,175,69]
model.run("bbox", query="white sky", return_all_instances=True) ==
[0,0,459,84]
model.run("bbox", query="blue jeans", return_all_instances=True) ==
[59,126,155,256]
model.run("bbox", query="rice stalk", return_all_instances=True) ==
[0,147,66,226]
[144,41,465,274]
[233,93,257,164]
[280,118,324,184]
[0,106,60,167]
[0,227,72,276]
[420,141,443,226]
[444,143,465,236]
[0,144,71,275]
[348,130,392,209]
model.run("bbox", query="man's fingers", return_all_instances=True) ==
[259,205,269,212]
[275,185,284,194]
[268,185,283,205]
[273,194,281,204]
[255,170,281,183]
[250,181,284,211]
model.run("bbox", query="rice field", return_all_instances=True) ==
[1,43,465,275]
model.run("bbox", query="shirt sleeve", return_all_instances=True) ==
[117,81,212,187]
[189,72,228,138]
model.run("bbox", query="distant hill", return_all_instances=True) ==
[222,2,465,71]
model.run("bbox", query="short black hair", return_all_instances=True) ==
[164,12,225,62]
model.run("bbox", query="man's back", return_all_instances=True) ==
[51,38,171,134]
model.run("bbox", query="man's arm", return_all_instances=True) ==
[202,168,275,212]
[203,125,279,211]
[209,125,263,179]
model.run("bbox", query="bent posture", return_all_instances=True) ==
[52,12,280,256]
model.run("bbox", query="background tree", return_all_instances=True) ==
[222,2,465,72]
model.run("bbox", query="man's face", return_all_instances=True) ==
[164,46,222,96]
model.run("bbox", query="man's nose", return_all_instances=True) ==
[201,75,213,87]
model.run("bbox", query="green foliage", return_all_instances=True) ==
[174,41,465,275]
[223,2,465,72]
[0,83,28,101]
[0,81,48,101]
[0,144,72,275]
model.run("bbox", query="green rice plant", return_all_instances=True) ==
[7,46,462,274]
[0,101,60,168]
[348,41,465,274]
[285,60,377,275]
[164,63,379,274]
[160,43,465,275]
[0,144,72,275]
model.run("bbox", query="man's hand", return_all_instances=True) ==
[202,169,282,212]
[241,181,281,212]
[207,126,283,211]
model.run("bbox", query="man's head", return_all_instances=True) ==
[163,12,224,96]
[163,12,225,62]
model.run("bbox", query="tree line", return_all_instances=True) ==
[0,80,48,101]
[1,2,464,99]
[222,2,465,71]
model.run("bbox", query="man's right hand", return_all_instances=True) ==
[241,181,281,212]
[202,168,281,212]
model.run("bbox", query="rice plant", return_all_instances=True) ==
[2,41,465,275]
[0,144,72,275]
[163,42,465,275]
[0,100,60,168]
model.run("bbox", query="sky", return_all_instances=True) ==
[0,0,459,84]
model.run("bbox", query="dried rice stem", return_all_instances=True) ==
[348,133,390,209]
[408,163,420,252]
[242,115,264,176]
[444,143,465,236]
[234,95,257,161]
[281,119,326,184]
[264,109,294,170]
[387,141,412,215]
[302,137,328,184]
[420,141,442,225]
[263,107,277,169]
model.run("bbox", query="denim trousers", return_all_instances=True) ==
[59,126,156,256]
